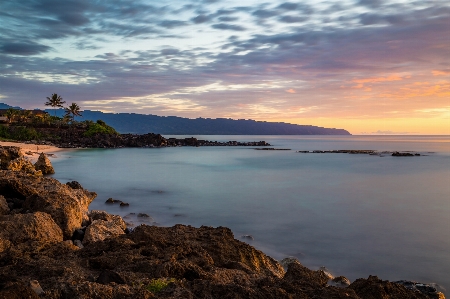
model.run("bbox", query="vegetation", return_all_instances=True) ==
[65,102,82,122]
[0,124,42,141]
[145,278,175,293]
[84,120,118,137]
[45,93,66,116]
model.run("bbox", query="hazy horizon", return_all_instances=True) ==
[1,0,449,134]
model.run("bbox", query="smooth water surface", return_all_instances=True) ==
[51,135,450,292]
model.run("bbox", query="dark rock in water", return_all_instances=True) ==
[329,275,351,288]
[96,270,126,285]
[66,181,83,189]
[241,234,254,240]
[119,202,129,207]
[392,151,415,156]
[105,197,122,204]
[137,213,150,218]
[34,153,55,175]
[349,275,436,299]
[394,280,445,298]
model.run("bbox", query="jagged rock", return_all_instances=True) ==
[66,181,83,189]
[282,260,329,287]
[0,170,96,239]
[0,212,63,252]
[6,157,42,175]
[33,153,55,175]
[329,275,351,287]
[0,281,40,299]
[73,239,84,249]
[83,211,126,244]
[349,275,432,299]
[0,195,8,215]
[0,146,22,169]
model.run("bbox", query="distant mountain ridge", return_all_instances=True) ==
[58,110,351,135]
[0,103,350,135]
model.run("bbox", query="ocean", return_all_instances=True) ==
[50,135,450,292]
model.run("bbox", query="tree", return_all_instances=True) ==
[65,103,82,122]
[45,93,66,116]
[5,108,18,123]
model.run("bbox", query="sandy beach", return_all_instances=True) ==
[0,141,67,163]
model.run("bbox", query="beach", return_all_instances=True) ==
[0,141,66,163]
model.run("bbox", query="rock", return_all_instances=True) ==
[0,146,23,169]
[66,181,83,189]
[29,280,44,295]
[282,259,329,287]
[105,197,122,204]
[6,157,42,175]
[71,229,85,241]
[0,212,63,252]
[119,202,129,206]
[349,275,431,299]
[0,170,97,239]
[73,239,84,249]
[241,234,254,240]
[329,275,351,288]
[0,281,40,299]
[83,211,126,244]
[96,270,126,285]
[394,280,446,298]
[34,153,55,175]
[0,195,8,215]
[137,213,150,217]
[392,151,415,156]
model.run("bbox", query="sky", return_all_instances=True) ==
[0,0,449,134]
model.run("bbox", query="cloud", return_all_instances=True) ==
[159,20,186,29]
[192,14,212,24]
[279,15,308,23]
[212,23,246,31]
[0,42,52,56]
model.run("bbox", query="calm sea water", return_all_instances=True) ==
[51,135,450,292]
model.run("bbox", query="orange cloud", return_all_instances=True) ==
[352,74,405,88]
[286,89,296,93]
[432,70,450,76]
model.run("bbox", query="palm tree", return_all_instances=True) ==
[5,108,18,123]
[45,93,66,116]
[65,103,82,122]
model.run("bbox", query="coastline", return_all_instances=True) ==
[0,141,67,163]
[0,143,446,298]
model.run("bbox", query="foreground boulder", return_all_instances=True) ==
[0,170,96,239]
[83,210,127,244]
[34,153,55,175]
[0,212,63,253]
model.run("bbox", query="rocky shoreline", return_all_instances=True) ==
[19,126,270,148]
[0,145,445,298]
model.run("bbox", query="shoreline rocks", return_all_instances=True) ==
[0,147,445,298]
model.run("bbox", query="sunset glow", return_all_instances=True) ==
[0,0,449,134]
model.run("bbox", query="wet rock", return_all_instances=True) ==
[33,153,55,175]
[394,280,446,299]
[120,202,129,207]
[349,275,431,299]
[105,197,122,204]
[329,275,351,288]
[392,151,415,156]
[83,211,126,244]
[0,170,97,239]
[241,234,254,240]
[137,213,150,218]
[66,181,83,189]
[0,195,8,215]
[0,211,63,252]
[96,270,126,285]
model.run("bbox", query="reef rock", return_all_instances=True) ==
[34,153,55,175]
[83,211,127,244]
[0,212,63,252]
[0,170,96,239]
[0,146,22,169]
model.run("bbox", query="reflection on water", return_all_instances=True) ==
[51,135,450,292]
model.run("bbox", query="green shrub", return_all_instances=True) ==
[146,278,175,293]
[84,120,118,137]
[1,126,41,141]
